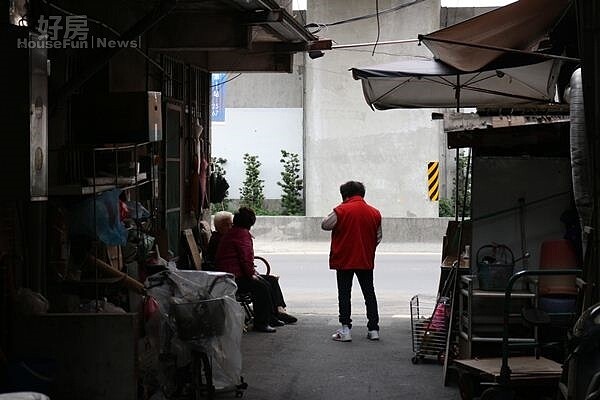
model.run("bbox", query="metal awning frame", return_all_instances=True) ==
[367,67,558,111]
[418,34,580,66]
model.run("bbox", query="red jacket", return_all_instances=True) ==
[329,196,381,270]
[214,226,255,278]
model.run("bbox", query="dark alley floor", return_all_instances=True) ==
[238,314,459,400]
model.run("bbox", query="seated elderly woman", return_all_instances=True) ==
[215,207,297,332]
[204,211,234,268]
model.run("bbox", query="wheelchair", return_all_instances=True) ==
[236,256,271,329]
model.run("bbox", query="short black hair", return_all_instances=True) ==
[233,207,256,229]
[340,181,366,199]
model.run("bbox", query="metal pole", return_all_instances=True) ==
[332,38,419,49]
[500,269,582,386]
[575,0,600,306]
[454,149,459,221]
[419,35,581,64]
[518,198,529,269]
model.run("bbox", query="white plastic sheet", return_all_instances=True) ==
[144,269,244,391]
[0,394,50,400]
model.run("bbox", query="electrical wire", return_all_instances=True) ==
[40,0,167,74]
[204,0,305,90]
[337,48,430,58]
[305,0,426,34]
[43,0,295,90]
[209,73,242,88]
[372,0,380,56]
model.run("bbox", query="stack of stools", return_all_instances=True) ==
[537,239,579,347]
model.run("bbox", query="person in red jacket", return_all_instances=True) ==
[322,181,382,342]
[215,207,296,332]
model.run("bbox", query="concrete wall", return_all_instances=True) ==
[471,157,573,269]
[438,7,497,201]
[440,7,496,27]
[222,57,304,108]
[252,216,451,252]
[212,108,303,199]
[211,54,304,200]
[304,0,443,218]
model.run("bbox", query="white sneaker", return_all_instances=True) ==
[332,325,352,342]
[367,330,380,341]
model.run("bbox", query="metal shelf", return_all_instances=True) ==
[460,288,535,298]
[50,178,154,196]
[459,274,537,358]
[460,331,537,343]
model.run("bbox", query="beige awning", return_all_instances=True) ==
[351,58,561,110]
[420,0,572,72]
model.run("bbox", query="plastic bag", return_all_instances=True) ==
[209,172,229,204]
[126,201,151,220]
[14,288,49,315]
[145,270,244,390]
[68,189,127,245]
[170,298,226,340]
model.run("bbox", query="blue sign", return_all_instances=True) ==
[211,73,227,122]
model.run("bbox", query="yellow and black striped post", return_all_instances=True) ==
[428,161,440,201]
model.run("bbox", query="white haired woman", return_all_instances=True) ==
[205,211,234,268]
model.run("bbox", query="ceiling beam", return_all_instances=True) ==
[51,0,177,114]
[160,49,293,72]
[246,9,316,42]
[447,121,569,149]
[208,51,292,72]
[147,13,251,51]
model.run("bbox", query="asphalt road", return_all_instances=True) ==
[261,252,442,317]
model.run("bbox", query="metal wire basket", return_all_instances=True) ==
[169,298,226,341]
[410,294,450,364]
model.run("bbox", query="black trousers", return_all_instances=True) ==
[236,275,286,326]
[336,269,379,331]
[260,274,287,309]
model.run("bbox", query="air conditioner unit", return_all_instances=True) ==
[71,91,163,144]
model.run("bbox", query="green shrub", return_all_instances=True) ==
[240,153,265,213]
[277,150,304,215]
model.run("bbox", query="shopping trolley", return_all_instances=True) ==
[410,294,451,364]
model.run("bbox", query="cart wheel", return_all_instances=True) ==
[411,356,419,364]
[450,343,460,360]
[480,387,514,400]
[480,388,500,400]
[238,377,248,390]
[437,351,446,365]
[458,372,480,400]
[235,390,244,398]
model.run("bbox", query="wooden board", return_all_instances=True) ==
[454,356,563,379]
[106,245,123,271]
[183,229,202,270]
[155,228,169,260]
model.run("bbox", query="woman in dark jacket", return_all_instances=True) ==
[215,207,296,332]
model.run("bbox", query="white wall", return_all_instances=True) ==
[471,157,573,269]
[212,108,303,199]
[304,0,443,218]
